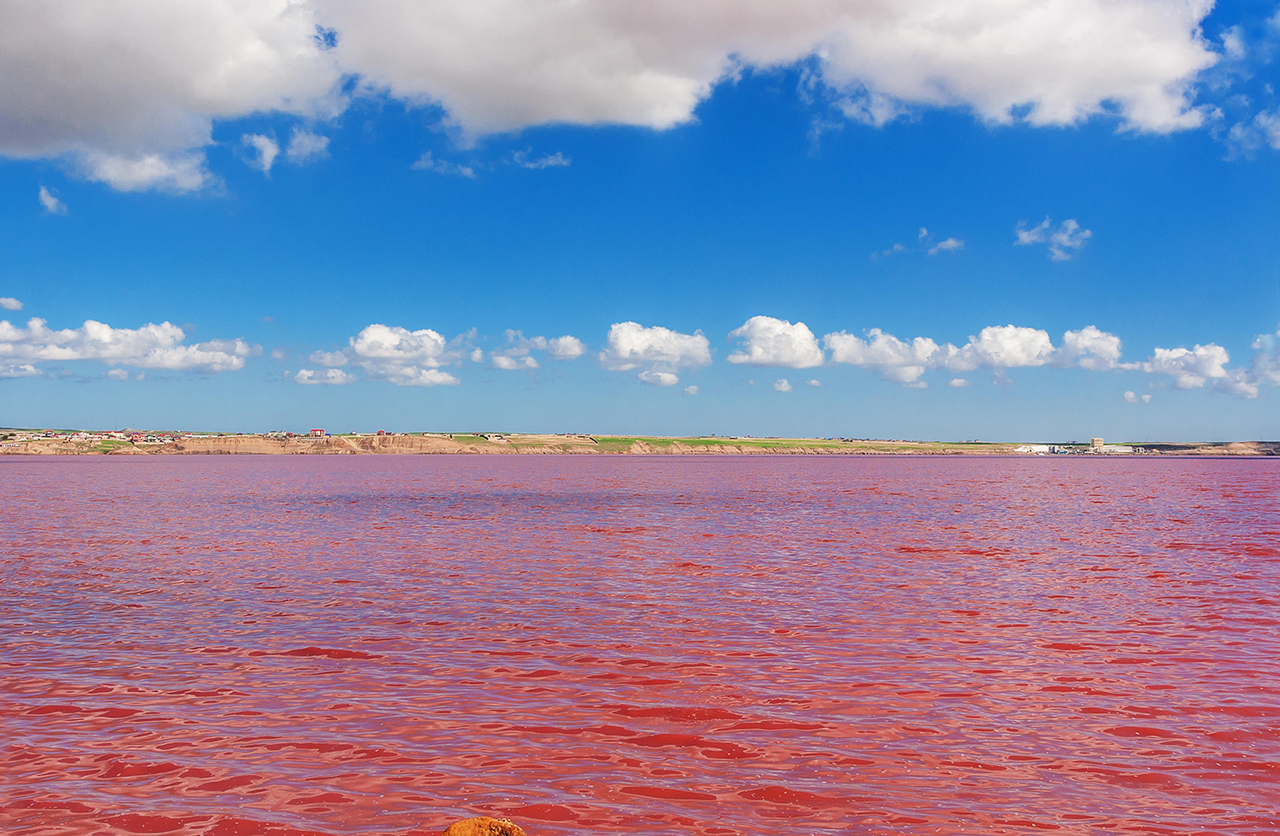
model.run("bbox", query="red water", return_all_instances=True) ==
[3,456,1279,836]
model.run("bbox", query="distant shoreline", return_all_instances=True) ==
[2,430,1277,456]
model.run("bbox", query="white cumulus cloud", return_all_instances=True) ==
[928,238,963,255]
[1,362,40,378]
[493,354,538,370]
[1055,325,1124,370]
[0,297,22,311]
[296,368,356,385]
[1142,343,1256,397]
[547,335,586,360]
[639,369,680,387]
[949,377,970,387]
[684,384,699,395]
[319,0,1217,135]
[0,317,256,372]
[0,0,340,191]
[1015,217,1093,260]
[824,328,942,384]
[773,378,793,392]
[600,321,711,386]
[0,1,1220,190]
[348,322,464,386]
[824,324,1123,385]
[80,151,212,193]
[728,315,824,368]
[489,329,585,368]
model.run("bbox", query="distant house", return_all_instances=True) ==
[309,428,325,437]
[376,430,386,436]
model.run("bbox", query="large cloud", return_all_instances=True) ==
[0,0,340,191]
[728,316,824,368]
[824,328,940,384]
[0,317,256,373]
[347,323,462,386]
[1142,343,1257,397]
[1055,325,1124,371]
[824,324,1118,385]
[0,0,1220,190]
[600,321,710,386]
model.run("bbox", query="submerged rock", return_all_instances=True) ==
[441,817,528,836]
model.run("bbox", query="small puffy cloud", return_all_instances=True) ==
[949,377,970,387]
[511,149,570,169]
[38,186,67,215]
[639,370,680,387]
[928,237,963,255]
[0,297,22,311]
[490,329,582,368]
[469,347,484,362]
[296,368,356,385]
[684,385,698,395]
[411,151,475,178]
[309,349,347,367]
[271,347,288,361]
[728,316,824,368]
[1123,389,1153,403]
[806,379,821,387]
[0,317,255,372]
[773,378,793,392]
[0,362,41,378]
[600,321,711,386]
[1015,218,1092,260]
[1055,325,1124,370]
[105,368,130,381]
[80,152,212,193]
[348,322,464,386]
[493,354,538,370]
[1142,343,1256,397]
[242,133,279,173]
[285,127,329,163]
[547,335,585,360]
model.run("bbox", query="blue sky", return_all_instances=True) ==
[2,0,1279,440]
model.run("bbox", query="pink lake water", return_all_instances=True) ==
[2,455,1279,836]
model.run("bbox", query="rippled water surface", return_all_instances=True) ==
[3,456,1280,836]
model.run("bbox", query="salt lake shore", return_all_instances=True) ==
[2,429,1277,456]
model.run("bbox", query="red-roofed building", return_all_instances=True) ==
[309,428,325,437]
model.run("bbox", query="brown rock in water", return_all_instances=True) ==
[440,817,527,836]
